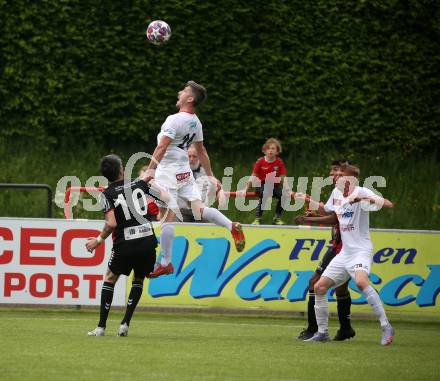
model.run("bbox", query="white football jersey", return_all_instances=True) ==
[324,186,378,253]
[157,111,203,173]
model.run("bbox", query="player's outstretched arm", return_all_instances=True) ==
[295,212,338,226]
[350,195,394,209]
[292,193,331,215]
[382,198,394,208]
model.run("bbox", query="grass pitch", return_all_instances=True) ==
[1,309,439,381]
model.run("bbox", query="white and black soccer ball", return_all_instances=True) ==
[146,20,171,46]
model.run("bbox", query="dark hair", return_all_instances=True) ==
[186,80,207,106]
[331,157,352,166]
[100,154,122,182]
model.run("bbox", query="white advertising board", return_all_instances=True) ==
[0,218,126,306]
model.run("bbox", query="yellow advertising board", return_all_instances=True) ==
[135,224,440,317]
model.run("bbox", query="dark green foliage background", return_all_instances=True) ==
[1,0,439,154]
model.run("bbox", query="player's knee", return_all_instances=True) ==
[105,270,118,284]
[314,282,326,296]
[308,273,320,290]
[355,277,369,291]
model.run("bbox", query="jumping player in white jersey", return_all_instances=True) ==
[305,164,395,345]
[143,81,245,278]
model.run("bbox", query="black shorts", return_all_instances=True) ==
[108,238,157,278]
[180,208,207,223]
[315,247,337,276]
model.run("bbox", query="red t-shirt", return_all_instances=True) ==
[252,157,287,184]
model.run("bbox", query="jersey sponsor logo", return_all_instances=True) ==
[188,121,197,129]
[340,223,355,232]
[342,211,354,218]
[123,224,153,241]
[176,172,191,182]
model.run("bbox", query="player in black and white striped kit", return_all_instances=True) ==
[86,154,163,337]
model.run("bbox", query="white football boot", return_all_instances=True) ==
[87,327,105,336]
[117,323,129,337]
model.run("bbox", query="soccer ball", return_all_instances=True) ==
[146,20,171,46]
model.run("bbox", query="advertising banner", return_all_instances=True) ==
[141,224,440,317]
[0,218,126,306]
[1,218,438,316]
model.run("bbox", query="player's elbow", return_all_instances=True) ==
[329,214,338,223]
[156,145,167,156]
[106,221,117,230]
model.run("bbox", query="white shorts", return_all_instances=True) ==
[155,167,202,210]
[321,249,372,287]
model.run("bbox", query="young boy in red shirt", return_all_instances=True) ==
[240,138,287,225]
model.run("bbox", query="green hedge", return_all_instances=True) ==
[1,0,439,154]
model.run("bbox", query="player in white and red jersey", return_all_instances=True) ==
[143,81,245,278]
[305,164,395,345]
[295,158,355,341]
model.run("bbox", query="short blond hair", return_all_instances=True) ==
[262,138,282,154]
[341,164,360,178]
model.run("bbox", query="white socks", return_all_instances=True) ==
[202,207,232,231]
[160,224,174,266]
[363,285,389,327]
[314,293,329,333]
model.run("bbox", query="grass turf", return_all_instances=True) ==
[1,309,439,381]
